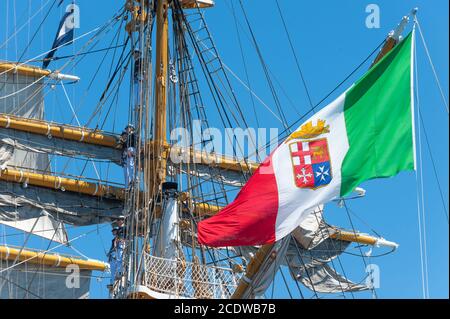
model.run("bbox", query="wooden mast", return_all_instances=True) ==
[153,0,169,189]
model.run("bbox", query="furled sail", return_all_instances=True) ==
[286,237,369,293]
[238,237,291,299]
[0,130,122,164]
[285,208,369,293]
[0,76,124,226]
[0,181,123,225]
[239,206,369,296]
[176,163,249,187]
[0,64,49,170]
[0,63,68,240]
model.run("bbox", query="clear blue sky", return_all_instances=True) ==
[0,0,448,299]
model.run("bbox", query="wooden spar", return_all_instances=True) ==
[170,145,259,173]
[0,166,219,214]
[154,201,221,218]
[330,230,398,248]
[370,14,411,68]
[153,141,259,173]
[371,37,397,68]
[0,168,124,200]
[0,113,119,148]
[331,231,377,245]
[191,202,221,216]
[0,245,107,271]
[231,244,274,299]
[0,62,52,77]
[0,112,258,172]
[152,0,169,189]
[0,61,79,82]
[180,0,214,9]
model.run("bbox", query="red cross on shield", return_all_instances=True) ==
[289,138,332,189]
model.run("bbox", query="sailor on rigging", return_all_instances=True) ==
[119,49,143,189]
[107,227,124,289]
[120,124,136,188]
[115,215,127,239]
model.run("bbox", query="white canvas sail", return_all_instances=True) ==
[0,261,92,299]
[0,181,123,225]
[0,214,68,244]
[0,69,50,170]
[0,66,76,243]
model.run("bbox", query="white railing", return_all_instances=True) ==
[143,253,241,299]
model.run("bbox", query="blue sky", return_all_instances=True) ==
[0,0,448,299]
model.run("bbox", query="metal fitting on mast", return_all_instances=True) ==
[125,0,149,35]
[162,181,178,198]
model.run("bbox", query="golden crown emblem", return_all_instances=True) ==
[286,119,330,142]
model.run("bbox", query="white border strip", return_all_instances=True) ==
[411,26,417,171]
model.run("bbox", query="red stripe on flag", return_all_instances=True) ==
[197,155,279,247]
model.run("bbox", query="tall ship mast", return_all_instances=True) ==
[0,1,447,299]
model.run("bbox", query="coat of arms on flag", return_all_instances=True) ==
[288,118,333,189]
[289,139,332,189]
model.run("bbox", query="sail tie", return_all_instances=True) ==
[46,123,52,138]
[54,253,61,267]
[93,184,99,196]
[18,170,24,183]
[3,246,10,259]
[55,176,62,190]
[5,116,11,129]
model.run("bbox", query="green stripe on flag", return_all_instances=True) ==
[341,32,414,197]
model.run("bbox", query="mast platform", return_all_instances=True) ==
[126,253,240,299]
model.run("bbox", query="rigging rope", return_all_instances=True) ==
[23,219,62,297]
[0,0,52,50]
[26,44,128,63]
[16,0,59,63]
[177,3,259,182]
[0,75,46,100]
[274,0,315,112]
[247,37,386,160]
[418,109,449,223]
[230,0,260,128]
[413,26,430,298]
[60,81,101,180]
[342,200,377,298]
[415,16,449,114]
[0,215,40,291]
[0,26,101,78]
[238,0,290,131]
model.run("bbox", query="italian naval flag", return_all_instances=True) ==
[198,31,416,247]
